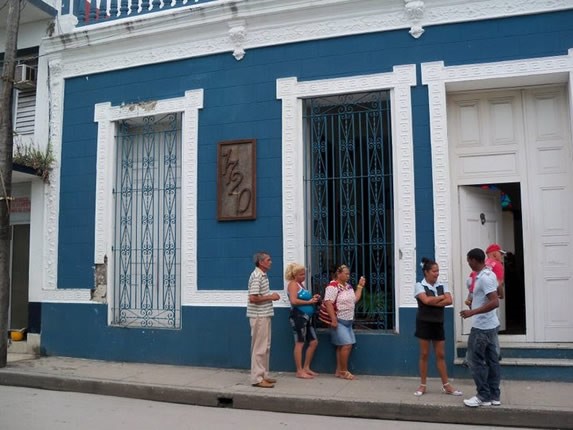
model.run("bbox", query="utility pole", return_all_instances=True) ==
[0,0,22,368]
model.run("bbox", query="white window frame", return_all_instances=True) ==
[94,90,204,319]
[276,65,418,325]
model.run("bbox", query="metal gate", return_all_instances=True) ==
[304,92,395,330]
[112,113,182,328]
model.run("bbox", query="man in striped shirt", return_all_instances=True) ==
[247,252,280,388]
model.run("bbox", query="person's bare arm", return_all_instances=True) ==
[435,292,452,307]
[497,281,505,299]
[354,276,366,302]
[416,293,444,306]
[249,292,280,304]
[460,291,499,319]
[287,281,318,306]
[325,300,338,328]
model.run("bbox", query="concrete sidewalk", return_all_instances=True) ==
[1,354,572,429]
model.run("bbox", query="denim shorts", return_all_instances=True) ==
[289,308,317,343]
[330,318,356,346]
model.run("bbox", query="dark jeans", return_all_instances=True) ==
[467,326,501,402]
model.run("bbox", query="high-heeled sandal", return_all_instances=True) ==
[414,384,426,396]
[442,382,462,396]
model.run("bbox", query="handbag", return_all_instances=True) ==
[317,285,339,327]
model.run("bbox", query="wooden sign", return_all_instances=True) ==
[217,139,256,220]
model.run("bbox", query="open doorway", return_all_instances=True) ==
[10,224,30,331]
[494,182,525,335]
[459,182,525,336]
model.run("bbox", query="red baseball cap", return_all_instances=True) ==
[486,243,506,254]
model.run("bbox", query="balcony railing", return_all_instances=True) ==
[72,0,219,26]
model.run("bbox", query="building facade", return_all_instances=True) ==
[25,0,573,379]
[1,0,57,353]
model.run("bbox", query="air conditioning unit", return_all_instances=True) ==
[14,64,37,90]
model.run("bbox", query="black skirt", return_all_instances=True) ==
[415,319,445,341]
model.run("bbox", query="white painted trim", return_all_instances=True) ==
[94,90,206,312]
[39,59,89,302]
[36,0,572,309]
[569,68,573,160]
[421,48,573,342]
[277,65,418,318]
[41,0,572,79]
[38,62,285,309]
[28,181,46,302]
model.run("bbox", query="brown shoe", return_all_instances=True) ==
[264,377,277,384]
[252,380,274,388]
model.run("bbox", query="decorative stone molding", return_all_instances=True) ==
[41,0,571,79]
[42,59,65,299]
[39,0,572,307]
[277,65,419,310]
[404,0,425,39]
[94,90,209,310]
[228,20,247,61]
[42,289,93,303]
[420,48,573,314]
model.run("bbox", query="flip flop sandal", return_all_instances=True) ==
[337,371,356,380]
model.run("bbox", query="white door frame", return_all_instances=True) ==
[447,87,529,343]
[421,49,573,343]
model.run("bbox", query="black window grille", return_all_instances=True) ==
[303,92,395,331]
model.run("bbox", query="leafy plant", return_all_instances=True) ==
[355,288,387,329]
[13,141,55,183]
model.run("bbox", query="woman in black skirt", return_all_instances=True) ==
[413,257,462,397]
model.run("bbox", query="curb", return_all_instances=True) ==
[1,371,572,429]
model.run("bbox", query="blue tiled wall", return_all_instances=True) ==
[41,302,429,376]
[41,302,571,380]
[52,10,573,374]
[58,10,573,290]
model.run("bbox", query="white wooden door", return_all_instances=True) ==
[524,87,573,342]
[458,186,502,334]
[450,85,573,342]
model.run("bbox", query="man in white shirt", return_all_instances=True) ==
[460,248,501,408]
[247,252,280,388]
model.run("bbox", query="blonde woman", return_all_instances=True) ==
[286,263,321,379]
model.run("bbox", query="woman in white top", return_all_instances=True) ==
[413,257,461,397]
[323,265,365,380]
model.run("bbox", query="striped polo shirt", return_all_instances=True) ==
[246,267,274,318]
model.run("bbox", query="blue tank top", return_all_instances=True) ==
[295,285,315,316]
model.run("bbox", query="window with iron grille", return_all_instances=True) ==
[111,113,182,329]
[303,91,395,330]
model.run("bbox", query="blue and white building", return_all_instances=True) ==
[1,0,57,352]
[17,0,573,379]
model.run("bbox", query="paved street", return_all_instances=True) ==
[1,355,572,429]
[1,386,539,430]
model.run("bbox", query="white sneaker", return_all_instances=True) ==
[463,396,492,407]
[491,400,501,406]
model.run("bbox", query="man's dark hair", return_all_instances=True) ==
[467,248,486,263]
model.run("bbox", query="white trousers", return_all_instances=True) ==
[249,316,272,384]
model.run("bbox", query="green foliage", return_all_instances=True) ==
[13,141,55,183]
[355,288,387,329]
